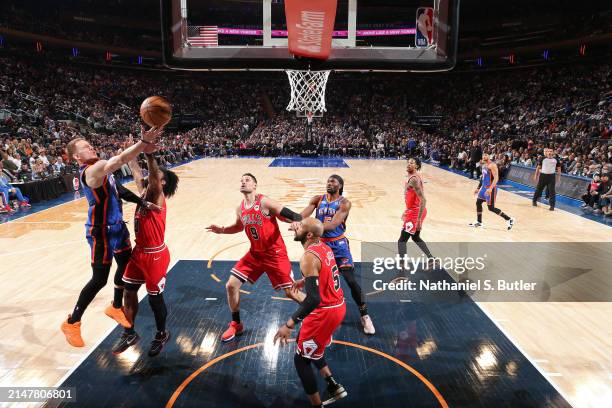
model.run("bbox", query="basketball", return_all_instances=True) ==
[140,96,172,128]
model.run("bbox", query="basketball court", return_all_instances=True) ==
[1,158,610,407]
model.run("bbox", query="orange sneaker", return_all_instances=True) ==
[221,321,244,342]
[61,316,85,347]
[104,302,131,328]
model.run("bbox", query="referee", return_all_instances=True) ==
[532,148,561,211]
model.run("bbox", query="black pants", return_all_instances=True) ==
[533,173,556,208]
[468,161,481,179]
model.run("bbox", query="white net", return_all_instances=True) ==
[285,70,331,116]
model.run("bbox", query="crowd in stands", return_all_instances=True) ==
[1,52,610,216]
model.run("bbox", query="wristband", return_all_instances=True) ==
[285,323,293,330]
[141,139,152,145]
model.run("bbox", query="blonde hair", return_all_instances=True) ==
[66,138,85,161]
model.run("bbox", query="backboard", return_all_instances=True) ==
[161,0,460,72]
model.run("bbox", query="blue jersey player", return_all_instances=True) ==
[469,153,515,230]
[297,175,375,335]
[61,126,164,347]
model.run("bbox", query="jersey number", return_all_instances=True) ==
[249,226,259,240]
[332,264,341,291]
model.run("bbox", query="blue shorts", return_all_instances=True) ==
[85,222,132,265]
[477,186,497,206]
[323,237,353,268]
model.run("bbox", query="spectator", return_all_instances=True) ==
[0,161,31,212]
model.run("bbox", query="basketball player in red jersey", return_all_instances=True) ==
[274,217,347,407]
[397,158,433,275]
[207,173,305,342]
[113,143,179,356]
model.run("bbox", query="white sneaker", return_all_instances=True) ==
[468,221,483,228]
[361,315,375,335]
[507,218,515,230]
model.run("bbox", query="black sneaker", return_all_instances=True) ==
[322,382,347,406]
[148,331,171,357]
[112,331,140,354]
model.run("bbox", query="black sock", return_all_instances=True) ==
[113,287,123,308]
[477,212,482,223]
[499,211,511,221]
[148,294,167,332]
[358,304,369,317]
[232,311,240,323]
[68,306,82,324]
[325,375,338,387]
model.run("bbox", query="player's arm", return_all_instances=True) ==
[409,177,426,228]
[85,126,163,188]
[556,160,562,182]
[206,206,244,234]
[127,158,145,195]
[323,199,351,232]
[300,195,321,218]
[489,163,498,189]
[261,196,302,222]
[274,252,321,345]
[144,152,164,206]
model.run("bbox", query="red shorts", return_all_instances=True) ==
[231,248,293,291]
[402,208,427,235]
[297,301,346,360]
[123,244,170,295]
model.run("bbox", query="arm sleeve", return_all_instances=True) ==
[280,206,303,222]
[117,183,145,206]
[291,277,320,323]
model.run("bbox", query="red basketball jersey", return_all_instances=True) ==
[304,242,344,308]
[404,174,424,216]
[240,194,286,252]
[134,198,166,248]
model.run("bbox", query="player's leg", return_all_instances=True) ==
[294,354,323,407]
[112,282,141,355]
[145,247,171,357]
[61,230,112,347]
[313,358,347,405]
[469,197,485,227]
[486,189,514,229]
[410,231,434,260]
[222,274,245,341]
[104,247,132,328]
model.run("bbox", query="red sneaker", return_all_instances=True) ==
[20,201,32,208]
[221,321,244,342]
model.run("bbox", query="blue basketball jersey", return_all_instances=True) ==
[481,165,493,189]
[80,164,124,228]
[316,194,346,239]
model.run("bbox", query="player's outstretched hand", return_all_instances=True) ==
[289,221,301,232]
[206,224,224,234]
[141,125,164,143]
[273,325,292,346]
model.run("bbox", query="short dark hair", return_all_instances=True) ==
[161,167,179,198]
[408,157,422,170]
[242,173,257,184]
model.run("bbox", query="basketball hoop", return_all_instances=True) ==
[286,70,331,117]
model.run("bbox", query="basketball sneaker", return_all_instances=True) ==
[507,218,515,230]
[221,321,244,342]
[361,315,375,335]
[148,331,171,357]
[468,222,483,228]
[322,380,348,405]
[20,201,31,208]
[61,316,85,347]
[104,302,131,328]
[112,331,140,354]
